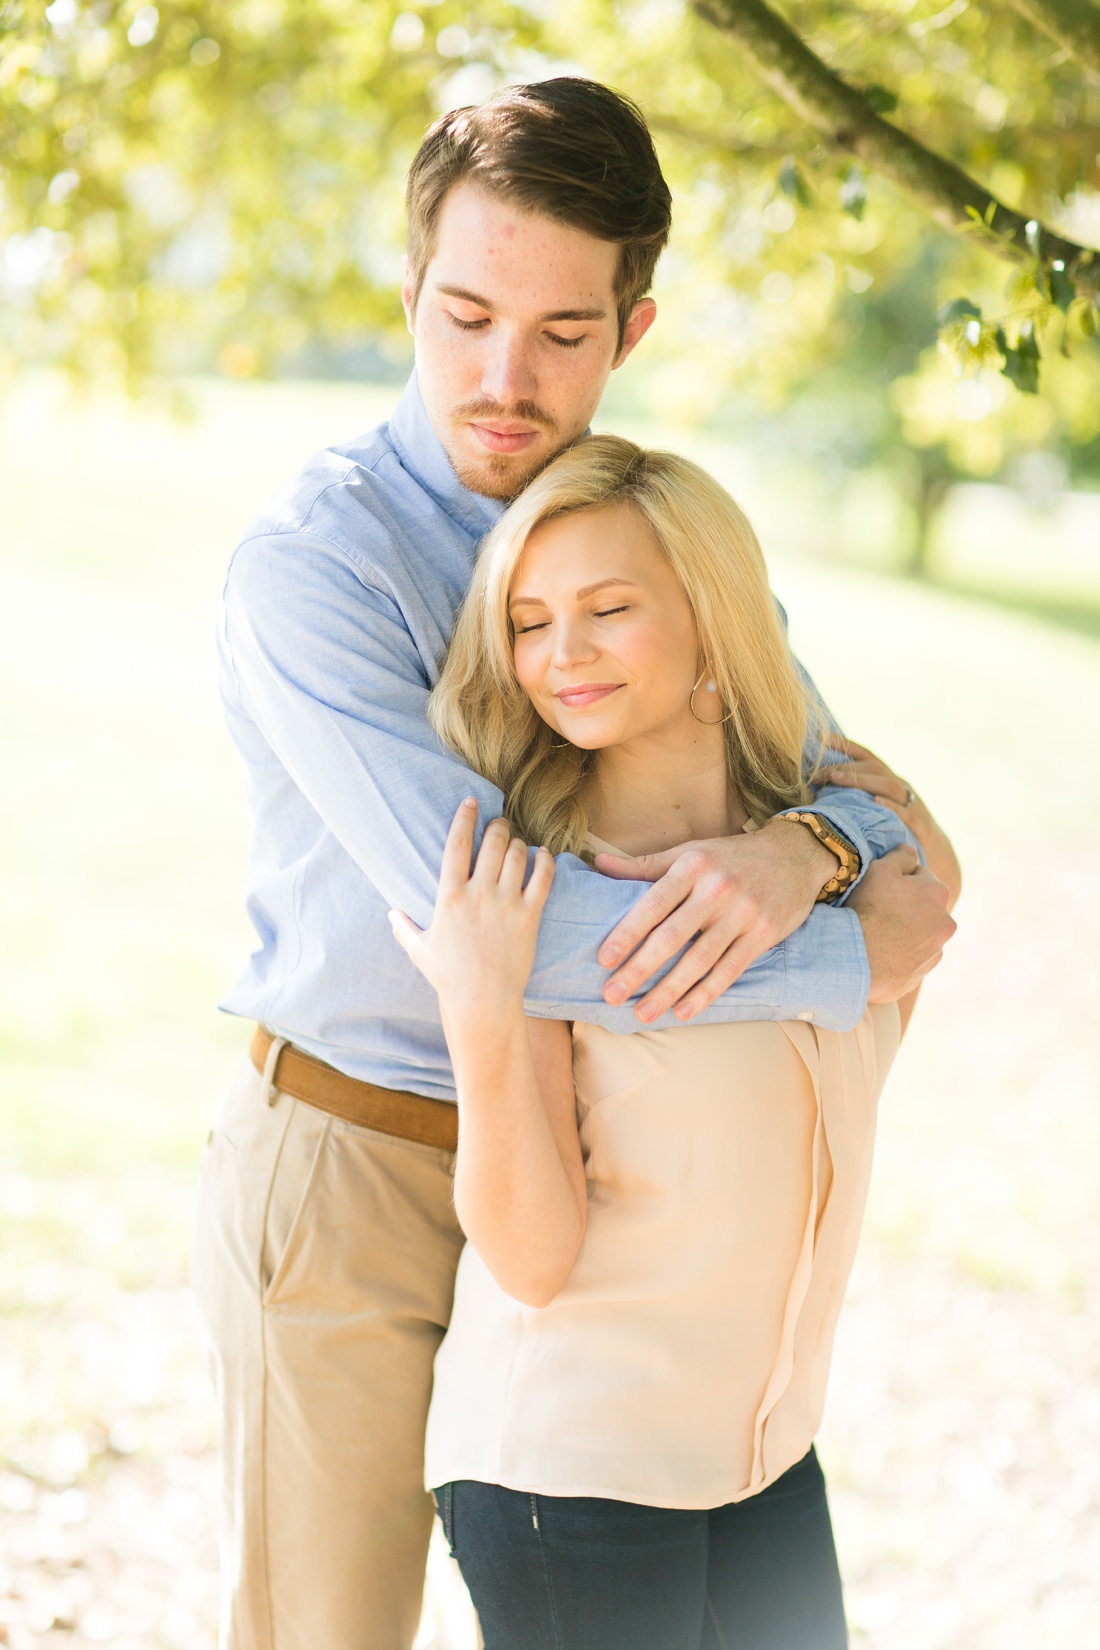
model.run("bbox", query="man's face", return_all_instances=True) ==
[403,182,656,499]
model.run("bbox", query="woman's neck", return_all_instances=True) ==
[583,727,748,857]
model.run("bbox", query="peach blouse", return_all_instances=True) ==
[424,847,901,1510]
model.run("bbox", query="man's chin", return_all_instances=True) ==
[450,439,561,502]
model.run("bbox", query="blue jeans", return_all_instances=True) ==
[434,1448,847,1650]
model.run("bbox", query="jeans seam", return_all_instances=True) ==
[705,1592,732,1650]
[530,1494,563,1650]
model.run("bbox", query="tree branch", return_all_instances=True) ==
[691,0,1099,293]
[648,112,786,156]
[1007,0,1100,79]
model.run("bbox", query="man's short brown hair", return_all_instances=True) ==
[405,78,672,344]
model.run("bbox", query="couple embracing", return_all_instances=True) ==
[193,78,958,1650]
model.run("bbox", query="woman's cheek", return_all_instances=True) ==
[513,640,546,706]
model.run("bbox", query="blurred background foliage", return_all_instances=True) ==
[2,0,1100,573]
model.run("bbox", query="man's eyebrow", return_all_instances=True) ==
[540,307,607,322]
[509,578,638,608]
[435,283,496,310]
[434,283,607,323]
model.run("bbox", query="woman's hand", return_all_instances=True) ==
[391,803,579,1305]
[819,739,962,910]
[388,799,555,1023]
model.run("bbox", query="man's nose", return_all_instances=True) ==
[479,330,538,408]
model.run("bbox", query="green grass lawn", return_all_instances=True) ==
[2,373,1099,1649]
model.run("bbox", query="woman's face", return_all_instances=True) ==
[508,502,706,752]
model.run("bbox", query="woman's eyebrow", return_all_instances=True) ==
[509,579,638,609]
[575,577,638,599]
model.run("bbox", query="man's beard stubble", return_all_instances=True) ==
[448,397,565,501]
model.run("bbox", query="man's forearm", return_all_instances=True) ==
[796,773,922,896]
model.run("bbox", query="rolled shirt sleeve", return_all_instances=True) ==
[223,529,890,1034]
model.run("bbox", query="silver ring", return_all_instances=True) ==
[903,786,916,807]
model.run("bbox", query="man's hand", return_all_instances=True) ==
[821,739,962,908]
[848,844,956,1003]
[592,819,838,1023]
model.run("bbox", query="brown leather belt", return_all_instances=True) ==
[250,1026,458,1152]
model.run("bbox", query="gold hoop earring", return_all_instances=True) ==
[690,669,736,726]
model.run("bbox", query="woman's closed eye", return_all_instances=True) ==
[515,606,628,635]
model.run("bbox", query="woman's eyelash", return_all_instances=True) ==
[514,606,627,636]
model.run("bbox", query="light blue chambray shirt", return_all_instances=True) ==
[218,373,916,1100]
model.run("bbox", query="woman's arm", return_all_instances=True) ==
[389,800,586,1306]
[447,1012,584,1306]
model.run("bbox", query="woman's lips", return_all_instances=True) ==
[554,683,622,709]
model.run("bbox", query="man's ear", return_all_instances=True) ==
[401,254,416,336]
[612,297,657,369]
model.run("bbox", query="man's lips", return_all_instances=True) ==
[554,683,623,709]
[468,421,542,455]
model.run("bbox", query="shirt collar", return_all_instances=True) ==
[388,369,506,539]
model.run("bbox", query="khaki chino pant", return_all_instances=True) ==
[191,1056,466,1650]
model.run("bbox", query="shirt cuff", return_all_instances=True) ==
[780,906,870,1031]
[775,803,872,905]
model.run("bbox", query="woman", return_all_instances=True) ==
[389,437,959,1649]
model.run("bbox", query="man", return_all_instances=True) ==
[193,78,954,1650]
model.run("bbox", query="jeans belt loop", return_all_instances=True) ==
[260,1034,289,1107]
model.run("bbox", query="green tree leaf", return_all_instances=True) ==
[778,157,813,208]
[840,163,867,221]
[1001,327,1041,394]
[863,83,899,115]
[1049,263,1075,313]
[938,298,983,326]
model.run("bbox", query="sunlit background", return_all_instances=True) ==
[3,2,1100,1647]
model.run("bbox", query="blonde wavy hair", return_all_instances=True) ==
[429,435,825,858]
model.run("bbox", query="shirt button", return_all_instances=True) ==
[796,1010,815,1022]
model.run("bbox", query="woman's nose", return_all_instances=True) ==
[551,619,597,669]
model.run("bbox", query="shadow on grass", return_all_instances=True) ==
[925,578,1100,644]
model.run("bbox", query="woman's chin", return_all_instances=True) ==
[551,717,621,751]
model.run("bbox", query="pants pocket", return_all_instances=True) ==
[261,1100,331,1303]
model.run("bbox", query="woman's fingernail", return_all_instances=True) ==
[606,982,626,1003]
[462,797,477,809]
